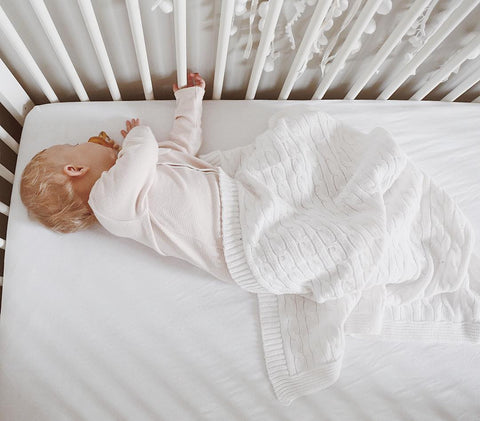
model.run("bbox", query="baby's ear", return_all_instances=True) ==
[63,165,89,177]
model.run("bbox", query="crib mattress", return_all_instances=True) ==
[1,99,479,420]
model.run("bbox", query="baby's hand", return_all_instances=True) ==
[121,118,140,138]
[172,72,206,93]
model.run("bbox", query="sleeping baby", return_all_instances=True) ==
[20,72,233,282]
[20,72,479,401]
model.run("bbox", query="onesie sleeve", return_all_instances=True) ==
[88,125,158,221]
[157,85,205,155]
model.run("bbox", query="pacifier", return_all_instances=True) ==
[88,131,121,151]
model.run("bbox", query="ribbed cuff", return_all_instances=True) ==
[217,168,268,293]
[257,293,343,405]
[173,85,205,100]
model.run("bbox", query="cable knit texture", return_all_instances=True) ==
[200,111,480,405]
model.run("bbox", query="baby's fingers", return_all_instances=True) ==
[193,74,205,88]
[121,118,140,138]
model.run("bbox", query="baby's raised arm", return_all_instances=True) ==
[159,72,206,155]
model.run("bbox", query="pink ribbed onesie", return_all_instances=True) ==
[88,86,233,282]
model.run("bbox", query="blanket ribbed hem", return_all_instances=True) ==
[380,321,480,343]
[217,167,269,294]
[217,167,344,404]
[346,317,480,343]
[257,293,343,405]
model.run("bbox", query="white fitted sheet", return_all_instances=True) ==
[1,100,479,420]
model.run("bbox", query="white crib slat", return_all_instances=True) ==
[0,202,9,217]
[0,164,14,185]
[0,5,58,103]
[345,0,432,100]
[0,59,34,125]
[378,0,480,100]
[173,0,187,89]
[0,238,5,250]
[212,0,235,100]
[442,64,480,102]
[77,0,121,101]
[29,0,89,102]
[125,0,154,100]
[278,0,333,100]
[313,0,384,100]
[411,34,480,101]
[0,125,19,154]
[245,0,284,100]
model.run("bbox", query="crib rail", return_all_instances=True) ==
[378,0,480,100]
[279,0,334,100]
[0,53,23,293]
[345,0,432,99]
[0,0,479,107]
[0,0,479,297]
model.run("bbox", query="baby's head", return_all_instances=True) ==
[20,142,118,233]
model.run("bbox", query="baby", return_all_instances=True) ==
[21,72,233,282]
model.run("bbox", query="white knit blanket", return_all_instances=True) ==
[200,111,480,404]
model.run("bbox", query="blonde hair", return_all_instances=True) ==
[20,149,97,233]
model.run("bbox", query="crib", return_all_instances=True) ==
[0,0,480,419]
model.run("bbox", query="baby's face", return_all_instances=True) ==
[45,142,118,173]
